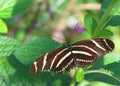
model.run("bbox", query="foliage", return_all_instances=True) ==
[0,19,7,33]
[84,15,97,35]
[0,0,33,33]
[0,0,120,86]
[0,0,33,18]
[14,38,61,66]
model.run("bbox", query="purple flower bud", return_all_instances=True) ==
[66,17,84,33]
[74,23,84,33]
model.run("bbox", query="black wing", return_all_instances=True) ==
[71,38,114,67]
[30,38,114,75]
[30,46,75,75]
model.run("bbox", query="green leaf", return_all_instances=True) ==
[80,31,91,39]
[14,38,61,66]
[0,0,33,18]
[107,15,120,26]
[108,0,120,16]
[85,70,120,85]
[98,29,113,37]
[58,0,68,12]
[0,55,71,86]
[86,54,120,85]
[0,35,20,57]
[101,0,120,16]
[103,62,120,82]
[75,68,84,82]
[89,53,120,70]
[100,0,111,16]
[88,81,114,86]
[103,53,120,65]
[84,15,97,34]
[101,0,120,26]
[0,19,8,33]
[15,29,25,41]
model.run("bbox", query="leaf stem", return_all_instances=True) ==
[70,68,84,86]
[70,76,76,86]
[93,0,118,38]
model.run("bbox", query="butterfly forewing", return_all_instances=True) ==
[30,38,114,75]
[30,46,75,75]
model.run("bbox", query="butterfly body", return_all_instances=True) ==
[30,38,114,75]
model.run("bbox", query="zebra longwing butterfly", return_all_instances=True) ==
[30,38,114,75]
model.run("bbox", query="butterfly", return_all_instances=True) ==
[30,38,114,75]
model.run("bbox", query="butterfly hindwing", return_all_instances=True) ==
[71,38,114,67]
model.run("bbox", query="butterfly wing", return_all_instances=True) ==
[71,38,114,67]
[30,38,114,75]
[30,46,75,75]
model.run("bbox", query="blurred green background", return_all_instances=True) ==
[2,0,120,52]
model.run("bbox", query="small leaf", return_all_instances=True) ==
[81,31,91,39]
[107,15,120,26]
[15,29,25,41]
[14,38,61,66]
[0,35,20,57]
[0,0,33,18]
[75,68,84,82]
[0,19,8,33]
[98,29,113,37]
[84,15,97,34]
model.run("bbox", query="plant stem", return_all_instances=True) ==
[70,76,76,86]
[93,0,118,38]
[70,68,84,86]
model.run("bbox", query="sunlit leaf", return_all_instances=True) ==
[75,68,84,82]
[0,19,8,33]
[89,53,120,70]
[0,0,33,18]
